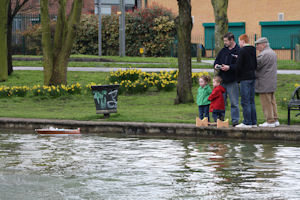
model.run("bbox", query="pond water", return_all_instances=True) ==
[1,132,300,200]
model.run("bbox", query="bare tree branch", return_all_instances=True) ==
[12,0,30,18]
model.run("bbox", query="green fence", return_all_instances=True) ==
[194,33,299,60]
[12,14,59,55]
[12,14,300,60]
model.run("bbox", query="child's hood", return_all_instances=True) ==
[199,84,210,90]
[216,85,226,93]
[204,84,211,90]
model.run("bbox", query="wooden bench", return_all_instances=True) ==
[288,86,300,125]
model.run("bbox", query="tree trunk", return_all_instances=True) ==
[7,0,31,76]
[0,0,10,81]
[41,0,54,85]
[174,0,193,104]
[41,0,83,85]
[211,0,228,55]
[7,2,13,75]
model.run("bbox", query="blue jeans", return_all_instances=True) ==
[222,82,240,124]
[198,105,210,121]
[212,110,225,122]
[240,80,257,125]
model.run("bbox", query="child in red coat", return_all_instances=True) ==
[208,76,226,122]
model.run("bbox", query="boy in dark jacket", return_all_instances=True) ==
[235,34,257,128]
[208,76,226,122]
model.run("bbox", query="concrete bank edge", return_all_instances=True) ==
[0,117,300,141]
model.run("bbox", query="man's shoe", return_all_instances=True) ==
[259,122,276,128]
[236,123,252,128]
[275,121,280,127]
[252,124,258,128]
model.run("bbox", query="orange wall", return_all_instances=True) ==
[147,0,300,43]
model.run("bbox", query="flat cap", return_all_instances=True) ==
[255,37,269,44]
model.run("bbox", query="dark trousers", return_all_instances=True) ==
[198,105,210,121]
[212,110,225,122]
[240,79,257,125]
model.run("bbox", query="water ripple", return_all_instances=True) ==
[0,133,300,199]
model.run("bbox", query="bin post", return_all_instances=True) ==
[197,43,202,62]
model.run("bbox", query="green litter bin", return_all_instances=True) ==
[91,85,120,118]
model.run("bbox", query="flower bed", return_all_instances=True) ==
[0,69,210,97]
[109,68,209,94]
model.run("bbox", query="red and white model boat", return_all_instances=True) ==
[35,127,81,134]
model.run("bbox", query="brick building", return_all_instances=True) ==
[144,0,300,59]
[17,0,141,17]
[16,0,95,15]
[13,0,140,44]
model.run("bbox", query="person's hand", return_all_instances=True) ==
[221,64,230,71]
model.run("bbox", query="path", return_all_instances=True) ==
[13,66,300,74]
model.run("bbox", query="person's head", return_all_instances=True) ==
[199,75,211,88]
[213,76,222,88]
[223,32,235,48]
[255,37,269,52]
[238,34,249,48]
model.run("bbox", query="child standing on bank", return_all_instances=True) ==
[208,76,226,122]
[196,75,212,121]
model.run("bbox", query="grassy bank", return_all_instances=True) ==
[0,71,300,125]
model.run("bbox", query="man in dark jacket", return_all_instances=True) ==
[214,32,240,126]
[235,34,257,128]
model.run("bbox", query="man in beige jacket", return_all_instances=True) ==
[255,37,279,127]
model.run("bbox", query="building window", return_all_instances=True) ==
[202,22,245,50]
[260,21,300,49]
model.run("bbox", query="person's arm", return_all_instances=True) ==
[228,62,237,71]
[254,54,258,71]
[196,88,200,100]
[222,48,240,71]
[208,89,218,101]
[207,86,212,95]
[235,49,244,77]
[214,49,223,68]
[205,86,212,97]
[257,52,271,71]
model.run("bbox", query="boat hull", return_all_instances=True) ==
[35,128,80,134]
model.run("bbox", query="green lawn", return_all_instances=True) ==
[13,55,179,63]
[0,71,300,125]
[277,60,300,70]
[12,55,300,70]
[12,59,211,69]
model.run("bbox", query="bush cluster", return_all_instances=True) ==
[22,22,56,55]
[123,6,176,57]
[23,5,176,57]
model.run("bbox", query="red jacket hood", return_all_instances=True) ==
[214,85,226,93]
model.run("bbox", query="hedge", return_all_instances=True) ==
[23,5,176,57]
